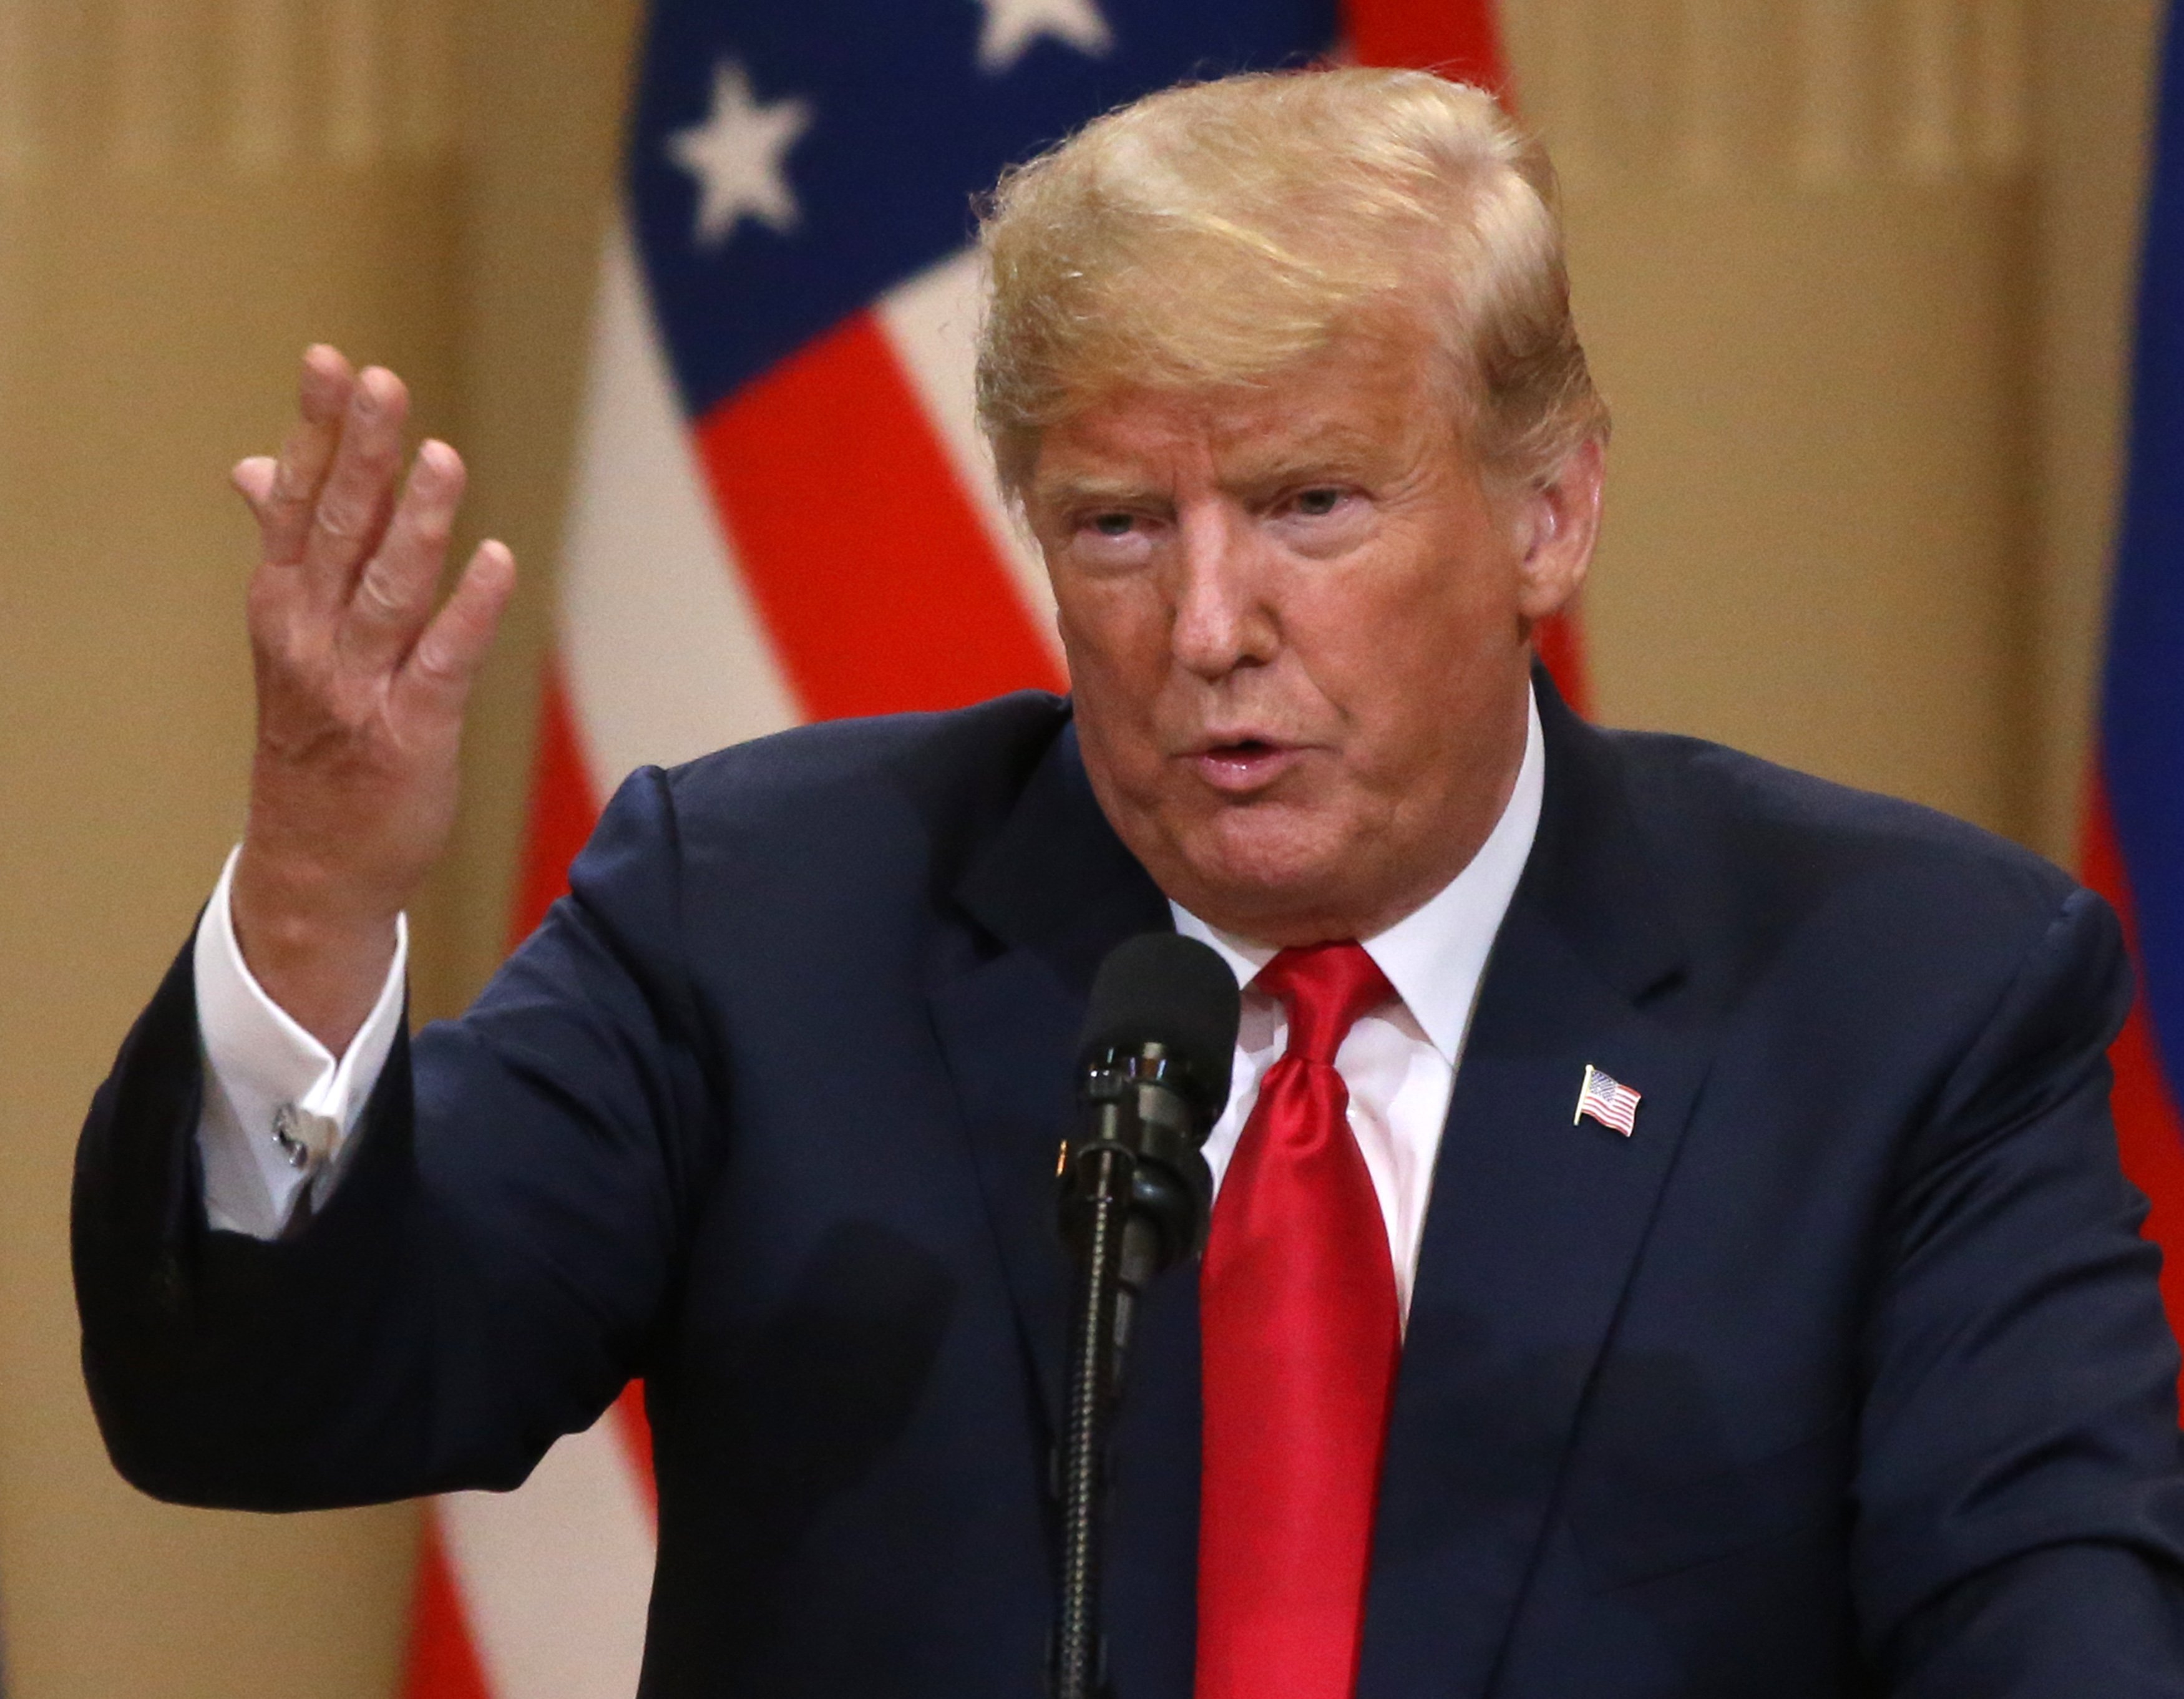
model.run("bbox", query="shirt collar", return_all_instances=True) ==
[1170,682,1545,1064]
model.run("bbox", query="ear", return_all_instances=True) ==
[1511,437,1605,622]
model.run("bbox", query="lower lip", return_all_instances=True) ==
[1191,745,1300,793]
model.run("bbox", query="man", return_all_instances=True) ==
[74,67,2184,1697]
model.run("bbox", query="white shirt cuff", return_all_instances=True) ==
[192,847,408,1239]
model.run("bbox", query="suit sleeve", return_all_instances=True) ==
[73,765,716,1511]
[1857,884,2184,1695]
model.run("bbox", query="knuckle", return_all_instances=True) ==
[351,426,402,468]
[351,561,410,622]
[267,466,313,510]
[314,499,372,544]
[248,577,306,639]
[252,615,321,677]
[408,640,462,689]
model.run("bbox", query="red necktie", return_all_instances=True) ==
[1197,942,1402,1699]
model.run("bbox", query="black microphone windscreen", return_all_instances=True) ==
[1078,933,1242,1124]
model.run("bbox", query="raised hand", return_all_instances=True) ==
[228,346,516,1054]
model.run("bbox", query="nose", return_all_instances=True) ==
[1170,503,1274,681]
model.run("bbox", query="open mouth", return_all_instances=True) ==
[1191,738,1299,793]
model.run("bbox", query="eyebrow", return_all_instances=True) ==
[1029,472,1161,510]
[1032,432,1398,509]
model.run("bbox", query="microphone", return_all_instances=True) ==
[1060,932,1241,1290]
[1051,933,1239,1699]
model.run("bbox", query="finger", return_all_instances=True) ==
[259,346,356,566]
[339,439,467,674]
[300,364,409,598]
[396,540,516,718]
[232,455,278,512]
[238,455,301,636]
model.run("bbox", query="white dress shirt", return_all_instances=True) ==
[193,689,1546,1280]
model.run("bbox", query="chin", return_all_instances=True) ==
[1171,809,1361,935]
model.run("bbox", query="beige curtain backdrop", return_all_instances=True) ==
[0,1,2163,1694]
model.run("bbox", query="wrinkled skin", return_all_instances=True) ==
[1024,329,1603,945]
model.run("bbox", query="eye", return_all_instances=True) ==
[1090,512,1136,537]
[1292,487,1345,517]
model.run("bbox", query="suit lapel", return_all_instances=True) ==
[1358,680,1717,1699]
[927,719,1174,1437]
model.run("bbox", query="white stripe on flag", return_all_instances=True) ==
[560,214,799,796]
[437,1413,656,1699]
[875,248,1064,665]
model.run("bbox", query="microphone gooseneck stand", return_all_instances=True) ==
[1049,931,1237,1699]
[1052,1044,1208,1699]
[1051,1126,1129,1699]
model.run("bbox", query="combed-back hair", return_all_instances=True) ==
[975,66,1609,499]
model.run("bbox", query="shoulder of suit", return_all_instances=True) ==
[1593,723,2090,959]
[648,689,1072,841]
[1601,723,2071,887]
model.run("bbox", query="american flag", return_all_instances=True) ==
[401,3,1566,1695]
[1576,1064,1642,1138]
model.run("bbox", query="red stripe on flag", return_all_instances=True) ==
[1345,0,1509,93]
[510,658,602,946]
[399,1518,494,1699]
[694,312,1067,721]
[612,1378,659,1516]
[2082,772,2184,1397]
[1534,610,1590,718]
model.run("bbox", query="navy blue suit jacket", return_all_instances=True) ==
[76,680,2184,1696]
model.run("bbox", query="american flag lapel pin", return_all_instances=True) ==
[1576,1064,1642,1137]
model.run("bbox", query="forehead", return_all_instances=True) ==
[1028,331,1448,497]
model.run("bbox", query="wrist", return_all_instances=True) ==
[230,844,401,1053]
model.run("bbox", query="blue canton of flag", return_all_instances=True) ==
[630,0,1340,419]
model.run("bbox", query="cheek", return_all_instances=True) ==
[1292,549,1518,745]
[1052,582,1181,801]
[1054,573,1168,696]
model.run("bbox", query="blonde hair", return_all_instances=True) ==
[975,66,1608,497]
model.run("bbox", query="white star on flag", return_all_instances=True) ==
[668,61,814,247]
[1575,1064,1642,1137]
[975,0,1113,74]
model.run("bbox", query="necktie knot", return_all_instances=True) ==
[1254,941,1393,1066]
